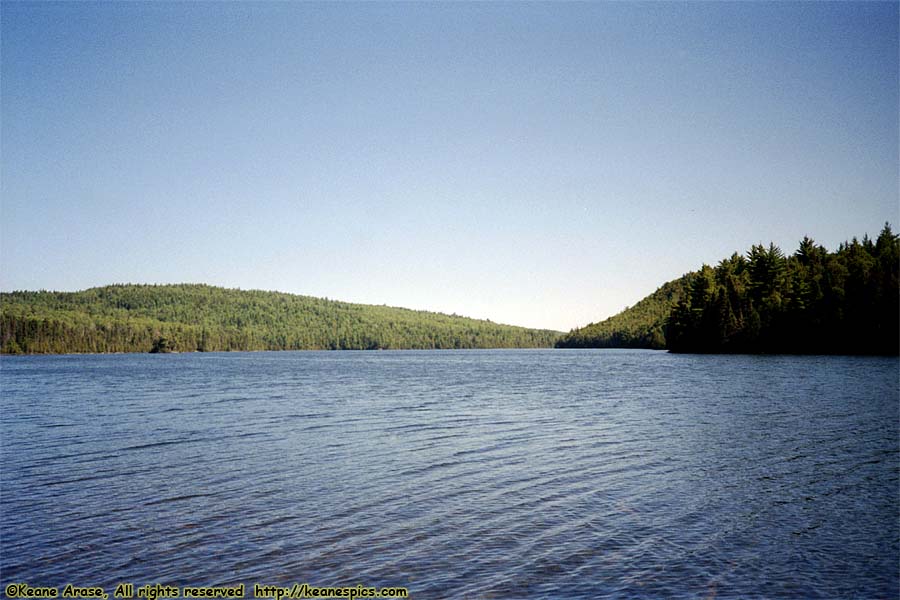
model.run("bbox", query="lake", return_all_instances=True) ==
[1,349,897,598]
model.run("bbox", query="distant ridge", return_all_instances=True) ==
[0,284,562,354]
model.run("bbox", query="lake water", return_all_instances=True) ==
[1,350,897,598]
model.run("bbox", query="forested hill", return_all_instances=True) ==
[555,276,692,349]
[666,225,899,354]
[558,224,900,354]
[0,285,562,354]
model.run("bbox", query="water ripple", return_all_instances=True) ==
[1,350,897,598]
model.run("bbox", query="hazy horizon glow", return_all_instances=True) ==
[2,2,897,331]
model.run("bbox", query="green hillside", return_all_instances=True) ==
[555,276,692,349]
[0,284,562,354]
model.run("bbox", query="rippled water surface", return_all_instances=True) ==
[2,350,898,598]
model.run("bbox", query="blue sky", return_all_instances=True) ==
[2,2,897,331]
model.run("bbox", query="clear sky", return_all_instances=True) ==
[2,2,897,331]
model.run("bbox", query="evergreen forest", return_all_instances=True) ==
[554,276,691,350]
[558,224,899,354]
[0,285,561,354]
[4,226,897,355]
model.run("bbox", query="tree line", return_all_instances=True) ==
[5,226,897,355]
[558,224,898,354]
[666,224,898,354]
[554,277,690,349]
[0,284,561,354]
